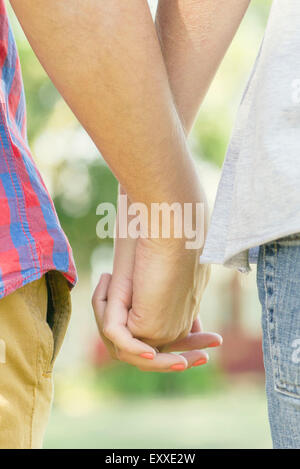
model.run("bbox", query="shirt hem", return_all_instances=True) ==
[0,266,77,300]
[200,226,300,274]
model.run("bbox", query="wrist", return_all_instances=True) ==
[118,180,208,252]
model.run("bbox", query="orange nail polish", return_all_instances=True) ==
[208,341,222,348]
[192,358,207,367]
[140,352,154,360]
[170,363,186,371]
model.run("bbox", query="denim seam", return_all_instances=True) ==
[263,241,275,372]
[273,241,281,385]
[263,242,284,392]
[263,244,279,388]
[263,244,274,380]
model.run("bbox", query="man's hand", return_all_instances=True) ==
[92,186,222,372]
[10,0,249,369]
[94,0,250,365]
[93,271,221,373]
[128,237,210,347]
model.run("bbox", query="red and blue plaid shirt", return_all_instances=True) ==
[0,2,77,298]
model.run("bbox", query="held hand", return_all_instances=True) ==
[93,272,222,372]
[127,236,211,348]
[92,184,222,371]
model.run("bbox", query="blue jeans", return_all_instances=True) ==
[257,234,300,449]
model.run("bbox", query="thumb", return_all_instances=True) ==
[92,273,118,359]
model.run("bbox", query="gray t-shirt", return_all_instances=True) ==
[200,0,300,273]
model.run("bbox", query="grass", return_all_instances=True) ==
[44,376,272,449]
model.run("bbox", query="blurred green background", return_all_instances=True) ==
[8,0,273,449]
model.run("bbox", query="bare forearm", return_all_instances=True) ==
[156,0,251,132]
[10,0,202,206]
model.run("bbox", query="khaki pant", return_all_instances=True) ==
[0,271,71,449]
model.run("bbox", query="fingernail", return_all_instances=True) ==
[170,363,186,371]
[192,358,208,367]
[140,352,154,360]
[208,341,222,348]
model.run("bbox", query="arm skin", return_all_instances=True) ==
[94,0,252,372]
[10,0,202,209]
[10,0,213,371]
[10,0,250,371]
[156,0,251,132]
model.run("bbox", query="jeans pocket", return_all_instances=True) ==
[263,240,300,398]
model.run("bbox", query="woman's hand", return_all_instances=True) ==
[92,183,222,372]
[93,272,222,372]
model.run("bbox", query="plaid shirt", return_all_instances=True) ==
[0,2,77,298]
